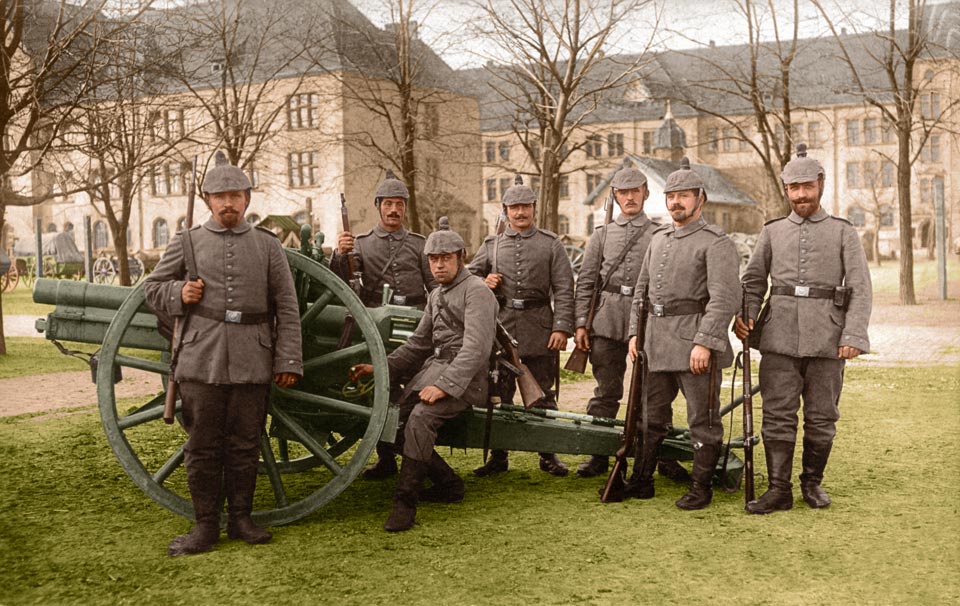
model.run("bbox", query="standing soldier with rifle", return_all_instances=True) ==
[331,169,436,480]
[468,175,575,477]
[571,159,659,478]
[627,158,740,509]
[145,152,303,556]
[735,144,872,514]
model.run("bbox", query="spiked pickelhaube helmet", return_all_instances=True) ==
[374,169,410,207]
[201,151,252,195]
[663,157,706,200]
[425,216,466,255]
[610,158,647,190]
[501,175,537,207]
[781,143,825,185]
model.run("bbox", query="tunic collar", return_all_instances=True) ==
[787,206,829,224]
[374,224,408,239]
[202,218,252,234]
[614,212,650,228]
[441,266,471,291]
[672,216,708,238]
[504,225,538,238]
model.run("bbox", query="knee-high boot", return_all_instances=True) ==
[384,457,428,532]
[675,443,720,510]
[800,438,832,508]
[420,451,465,503]
[746,440,795,514]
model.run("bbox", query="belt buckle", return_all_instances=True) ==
[392,294,407,305]
[225,310,242,323]
[652,304,665,317]
[620,285,634,296]
[794,286,810,297]
[510,299,525,310]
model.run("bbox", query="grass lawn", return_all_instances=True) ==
[870,256,959,304]
[0,337,94,379]
[1,364,957,606]
[0,287,53,317]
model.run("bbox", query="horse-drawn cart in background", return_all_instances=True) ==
[13,231,86,284]
[33,225,757,526]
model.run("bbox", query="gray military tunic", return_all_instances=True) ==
[330,225,436,308]
[741,207,872,445]
[386,266,498,461]
[144,219,303,384]
[574,212,658,419]
[468,225,575,408]
[630,216,740,448]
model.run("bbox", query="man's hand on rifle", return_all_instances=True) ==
[274,373,300,388]
[181,278,204,305]
[838,346,862,360]
[483,273,503,290]
[349,364,374,382]
[547,331,568,351]
[690,344,712,375]
[574,327,591,352]
[733,317,753,341]
[336,232,355,255]
[419,385,448,405]
[628,335,639,362]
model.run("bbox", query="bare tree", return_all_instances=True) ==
[473,0,656,232]
[0,0,138,355]
[811,0,960,305]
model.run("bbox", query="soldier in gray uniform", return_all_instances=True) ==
[627,158,740,509]
[572,163,659,477]
[331,169,437,480]
[736,144,872,514]
[351,226,498,532]
[145,152,303,556]
[468,176,575,477]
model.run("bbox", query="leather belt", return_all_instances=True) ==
[647,299,706,317]
[770,285,834,299]
[193,305,270,324]
[433,345,461,361]
[602,284,636,297]
[496,296,549,310]
[363,291,427,307]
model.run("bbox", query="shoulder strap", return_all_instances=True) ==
[434,288,465,331]
[599,222,651,292]
[378,230,410,278]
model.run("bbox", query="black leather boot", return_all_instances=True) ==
[800,439,832,508]
[169,465,221,556]
[384,457,428,532]
[473,449,509,477]
[225,466,271,544]
[676,443,719,510]
[657,458,691,482]
[538,453,569,477]
[576,455,609,478]
[363,441,399,480]
[746,440,795,514]
[623,436,664,500]
[420,451,465,503]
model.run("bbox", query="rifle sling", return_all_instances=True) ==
[597,223,650,296]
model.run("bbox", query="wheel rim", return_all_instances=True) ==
[97,249,390,525]
[93,257,116,284]
[564,244,585,279]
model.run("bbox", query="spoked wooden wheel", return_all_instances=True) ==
[1,262,17,292]
[565,244,585,280]
[96,249,391,525]
[93,257,116,284]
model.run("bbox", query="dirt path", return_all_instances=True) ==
[0,368,160,419]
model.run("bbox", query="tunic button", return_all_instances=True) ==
[227,276,233,281]
[801,249,807,254]
[800,269,806,273]
[227,253,234,258]
[227,265,233,269]
[657,274,662,278]
[228,287,234,292]
[228,298,234,303]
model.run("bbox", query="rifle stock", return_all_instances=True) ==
[163,156,198,425]
[741,284,756,503]
[495,320,545,408]
[337,192,361,349]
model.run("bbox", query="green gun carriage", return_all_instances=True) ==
[34,226,757,526]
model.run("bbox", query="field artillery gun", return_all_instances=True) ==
[34,227,757,526]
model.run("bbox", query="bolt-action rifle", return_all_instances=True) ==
[564,190,615,374]
[600,286,648,502]
[163,156,198,425]
[337,193,362,349]
[740,283,756,504]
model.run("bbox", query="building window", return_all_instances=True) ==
[702,210,716,224]
[586,213,594,233]
[846,162,860,189]
[151,109,184,141]
[529,141,541,162]
[880,205,894,227]
[881,161,895,188]
[498,142,510,161]
[93,221,109,249]
[920,92,941,120]
[846,120,860,145]
[421,103,440,140]
[293,211,308,225]
[607,133,624,157]
[846,206,866,227]
[863,161,877,188]
[287,93,320,130]
[863,118,879,144]
[722,128,735,152]
[486,179,497,202]
[642,131,654,155]
[531,177,540,193]
[499,177,510,198]
[558,175,569,199]
[287,151,317,188]
[558,214,570,235]
[246,213,261,225]
[882,118,897,144]
[807,122,821,148]
[738,126,752,151]
[485,141,496,163]
[46,223,57,233]
[585,135,602,159]
[245,161,260,189]
[920,178,933,205]
[706,127,718,152]
[151,162,187,197]
[920,135,941,163]
[152,218,170,248]
[586,173,603,194]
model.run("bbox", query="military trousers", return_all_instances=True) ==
[586,336,628,419]
[179,382,271,510]
[758,352,844,445]
[396,392,471,462]
[500,353,559,410]
[644,368,724,450]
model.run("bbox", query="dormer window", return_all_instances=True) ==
[625,80,650,103]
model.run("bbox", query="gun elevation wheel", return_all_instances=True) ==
[96,249,391,525]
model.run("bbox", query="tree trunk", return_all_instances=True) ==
[538,135,560,233]
[0,204,7,355]
[897,134,916,304]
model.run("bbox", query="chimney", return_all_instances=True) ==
[841,27,847,35]
[709,40,716,47]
